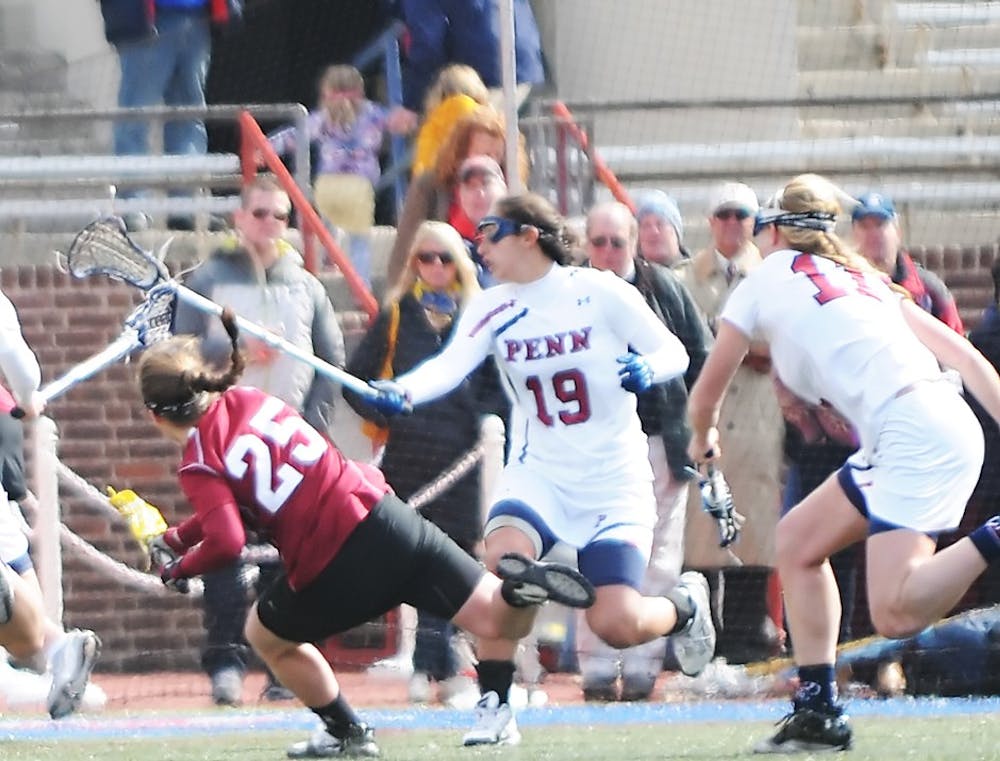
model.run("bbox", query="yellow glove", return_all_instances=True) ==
[107,486,168,569]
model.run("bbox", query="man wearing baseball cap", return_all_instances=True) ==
[852,192,963,332]
[675,182,784,666]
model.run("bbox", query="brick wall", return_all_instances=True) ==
[910,243,1000,331]
[3,244,997,672]
[3,265,204,672]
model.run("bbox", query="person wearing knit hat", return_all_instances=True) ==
[636,190,687,267]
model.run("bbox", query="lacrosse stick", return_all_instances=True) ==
[62,217,379,401]
[11,286,176,418]
[685,464,745,549]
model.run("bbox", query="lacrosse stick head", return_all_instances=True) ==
[686,465,744,548]
[63,217,170,289]
[124,284,177,348]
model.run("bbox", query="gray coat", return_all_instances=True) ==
[172,240,345,433]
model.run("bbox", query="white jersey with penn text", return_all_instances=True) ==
[396,265,689,487]
[721,248,943,447]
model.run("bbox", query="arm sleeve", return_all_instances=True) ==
[342,307,393,424]
[718,278,758,341]
[267,124,298,156]
[0,292,41,404]
[919,268,965,334]
[605,276,688,383]
[301,278,346,432]
[398,0,448,110]
[173,470,247,577]
[171,264,212,339]
[659,273,714,389]
[395,297,494,404]
[174,503,246,578]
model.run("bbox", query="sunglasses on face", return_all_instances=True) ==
[415,251,455,265]
[714,208,751,221]
[589,235,627,250]
[250,208,291,222]
[476,215,525,243]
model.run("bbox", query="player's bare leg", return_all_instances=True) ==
[245,605,378,758]
[755,475,867,753]
[0,563,45,660]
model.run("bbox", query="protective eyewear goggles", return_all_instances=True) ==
[476,215,525,244]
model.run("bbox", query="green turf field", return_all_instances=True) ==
[3,714,999,761]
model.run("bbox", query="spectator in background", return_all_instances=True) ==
[852,192,964,333]
[580,202,713,701]
[99,0,242,231]
[391,0,544,114]
[455,155,508,287]
[342,221,495,712]
[675,182,784,665]
[388,107,527,283]
[412,64,492,177]
[267,64,413,286]
[172,175,346,706]
[636,191,689,267]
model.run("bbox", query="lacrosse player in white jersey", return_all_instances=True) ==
[369,192,716,747]
[687,173,1000,754]
[0,289,101,719]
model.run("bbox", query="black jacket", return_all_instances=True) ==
[99,0,243,46]
[343,293,506,548]
[630,258,713,480]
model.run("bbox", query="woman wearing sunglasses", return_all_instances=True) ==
[343,221,508,709]
[687,173,1000,753]
[368,193,717,747]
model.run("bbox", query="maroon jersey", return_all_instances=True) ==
[173,386,390,590]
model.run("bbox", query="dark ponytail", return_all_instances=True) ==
[139,307,246,424]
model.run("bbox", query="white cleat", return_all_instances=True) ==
[667,571,717,677]
[47,629,102,719]
[462,691,521,746]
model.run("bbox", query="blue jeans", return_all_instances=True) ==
[114,10,210,159]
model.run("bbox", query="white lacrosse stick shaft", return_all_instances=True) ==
[173,284,378,400]
[12,331,140,418]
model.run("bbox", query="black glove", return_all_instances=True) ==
[159,559,191,594]
[686,465,745,548]
[148,533,180,570]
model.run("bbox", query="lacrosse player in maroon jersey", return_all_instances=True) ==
[139,308,594,758]
[688,173,1000,753]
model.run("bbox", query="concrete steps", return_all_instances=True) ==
[797,23,1000,71]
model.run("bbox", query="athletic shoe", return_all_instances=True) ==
[495,553,595,609]
[210,666,244,707]
[667,571,716,677]
[0,566,13,625]
[47,629,102,719]
[287,724,380,758]
[582,679,619,702]
[462,691,521,746]
[753,704,853,753]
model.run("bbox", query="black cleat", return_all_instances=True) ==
[496,552,595,609]
[753,704,853,754]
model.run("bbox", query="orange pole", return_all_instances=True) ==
[238,111,378,320]
[550,101,635,214]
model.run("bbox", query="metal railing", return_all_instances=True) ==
[352,20,409,215]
